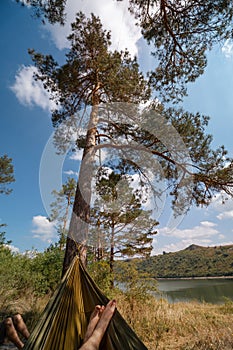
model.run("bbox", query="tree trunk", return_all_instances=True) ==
[62,90,100,276]
[109,224,114,289]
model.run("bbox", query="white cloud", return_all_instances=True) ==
[152,237,214,255]
[63,170,79,177]
[70,150,83,161]
[217,210,233,220]
[10,65,56,111]
[209,192,233,221]
[222,39,233,59]
[199,221,217,228]
[32,215,57,242]
[159,221,219,240]
[152,221,220,255]
[45,0,140,56]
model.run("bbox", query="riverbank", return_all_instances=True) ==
[115,293,233,350]
[157,275,233,280]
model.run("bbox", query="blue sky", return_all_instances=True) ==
[1,0,233,254]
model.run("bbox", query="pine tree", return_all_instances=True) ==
[22,1,233,101]
[29,12,150,273]
[0,155,15,195]
[89,170,158,287]
[50,177,76,249]
[129,0,233,101]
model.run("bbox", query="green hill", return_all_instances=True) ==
[136,244,233,278]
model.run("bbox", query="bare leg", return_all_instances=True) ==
[83,305,104,343]
[13,314,30,340]
[4,317,24,349]
[79,300,116,350]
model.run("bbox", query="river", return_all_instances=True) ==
[156,278,233,304]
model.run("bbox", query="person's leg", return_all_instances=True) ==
[83,305,104,343]
[12,314,30,340]
[79,300,116,350]
[4,317,24,349]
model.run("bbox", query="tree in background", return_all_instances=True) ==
[50,177,76,249]
[0,155,15,246]
[0,154,15,195]
[89,169,158,286]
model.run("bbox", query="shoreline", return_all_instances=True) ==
[157,275,233,280]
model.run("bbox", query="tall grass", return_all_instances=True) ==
[2,291,231,350]
[115,293,233,350]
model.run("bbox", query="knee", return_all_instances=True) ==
[13,314,23,324]
[4,317,14,328]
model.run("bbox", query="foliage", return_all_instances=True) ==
[0,154,15,195]
[87,259,114,296]
[90,170,158,262]
[114,259,157,301]
[16,0,66,25]
[29,11,151,270]
[100,106,233,214]
[29,12,150,130]
[19,1,233,102]
[0,241,64,314]
[0,244,34,313]
[30,243,64,295]
[50,177,76,248]
[136,244,233,278]
[28,11,233,272]
[129,0,233,102]
[0,240,233,350]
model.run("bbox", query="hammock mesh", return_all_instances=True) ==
[24,256,148,350]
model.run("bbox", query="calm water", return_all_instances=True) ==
[156,278,233,304]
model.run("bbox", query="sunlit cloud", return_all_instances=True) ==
[45,0,140,56]
[69,150,83,161]
[32,215,57,242]
[152,221,220,255]
[159,221,219,239]
[217,210,233,220]
[209,192,233,220]
[10,65,56,111]
[222,39,233,59]
[152,236,217,255]
[63,170,79,177]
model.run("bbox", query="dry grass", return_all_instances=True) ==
[114,293,233,350]
[1,291,232,349]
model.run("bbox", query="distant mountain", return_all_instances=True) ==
[135,244,233,278]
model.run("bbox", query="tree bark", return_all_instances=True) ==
[109,224,115,289]
[62,89,100,276]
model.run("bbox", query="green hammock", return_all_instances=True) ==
[24,256,148,350]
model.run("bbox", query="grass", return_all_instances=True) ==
[114,292,233,350]
[0,291,232,349]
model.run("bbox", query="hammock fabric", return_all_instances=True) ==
[24,256,148,350]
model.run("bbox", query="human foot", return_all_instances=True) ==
[93,300,116,340]
[83,305,104,342]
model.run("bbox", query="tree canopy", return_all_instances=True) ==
[90,170,158,269]
[0,154,15,195]
[22,0,233,102]
[128,0,233,101]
